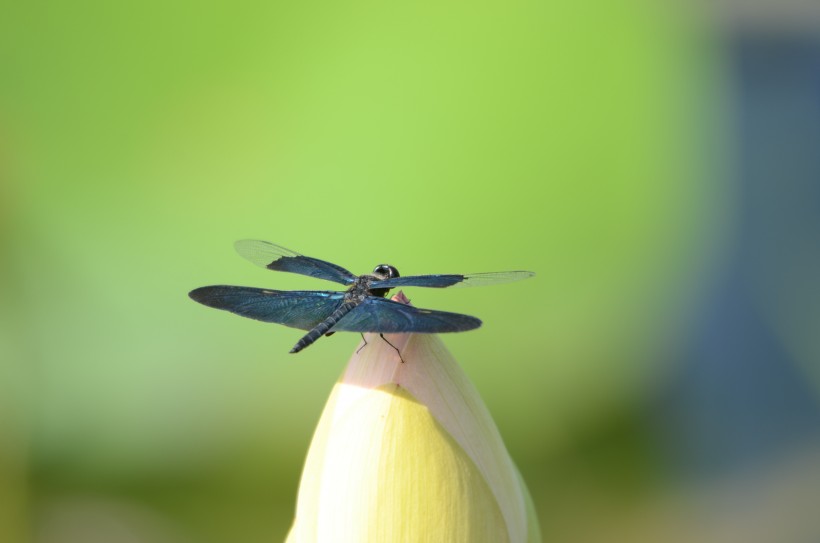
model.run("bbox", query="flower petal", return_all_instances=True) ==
[335,332,534,542]
[288,383,509,542]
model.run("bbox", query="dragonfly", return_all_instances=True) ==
[189,240,534,357]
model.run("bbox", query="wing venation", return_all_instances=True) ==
[331,297,482,333]
[370,270,534,289]
[189,286,344,330]
[234,240,356,285]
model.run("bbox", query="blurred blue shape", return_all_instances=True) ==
[657,33,820,480]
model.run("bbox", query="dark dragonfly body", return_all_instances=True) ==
[189,240,534,354]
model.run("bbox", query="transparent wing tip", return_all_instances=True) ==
[234,239,299,268]
[458,270,535,287]
[234,238,267,254]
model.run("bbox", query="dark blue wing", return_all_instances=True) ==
[189,286,344,330]
[331,297,482,333]
[370,271,535,289]
[234,240,356,285]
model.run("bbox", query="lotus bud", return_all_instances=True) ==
[286,292,540,543]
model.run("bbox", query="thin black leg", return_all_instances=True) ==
[379,333,405,363]
[356,333,368,354]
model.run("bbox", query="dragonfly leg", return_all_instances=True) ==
[379,333,405,363]
[356,333,368,354]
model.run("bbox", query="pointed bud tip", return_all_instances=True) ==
[391,290,410,305]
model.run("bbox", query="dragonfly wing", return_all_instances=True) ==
[234,240,356,285]
[332,297,482,333]
[370,270,535,289]
[189,286,345,330]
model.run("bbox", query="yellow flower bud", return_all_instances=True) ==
[286,311,541,543]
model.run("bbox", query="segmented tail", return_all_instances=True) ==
[290,302,357,353]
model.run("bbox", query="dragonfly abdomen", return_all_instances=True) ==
[290,302,358,354]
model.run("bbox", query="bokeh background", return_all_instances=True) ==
[2,1,819,542]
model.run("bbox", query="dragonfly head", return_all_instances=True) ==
[372,264,400,281]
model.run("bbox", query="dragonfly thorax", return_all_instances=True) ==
[338,264,398,301]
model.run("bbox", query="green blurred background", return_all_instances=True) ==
[2,1,819,542]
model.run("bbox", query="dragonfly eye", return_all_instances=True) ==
[373,264,400,280]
